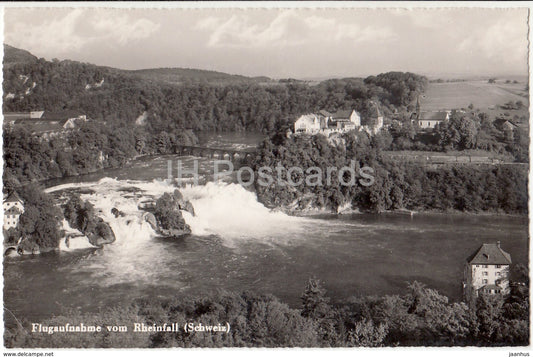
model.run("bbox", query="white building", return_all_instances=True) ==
[294,114,325,134]
[463,242,512,304]
[411,96,450,129]
[330,109,361,128]
[3,192,24,230]
[416,111,451,129]
[294,109,368,135]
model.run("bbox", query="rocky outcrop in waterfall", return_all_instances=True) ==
[141,189,193,238]
[63,194,116,248]
[85,219,116,247]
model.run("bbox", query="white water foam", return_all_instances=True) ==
[58,219,94,251]
[50,178,315,244]
[180,182,306,242]
[47,177,316,285]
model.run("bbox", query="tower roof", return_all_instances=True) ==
[467,243,512,265]
[369,101,382,118]
[318,110,333,118]
[4,191,22,203]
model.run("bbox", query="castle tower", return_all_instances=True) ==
[415,96,421,120]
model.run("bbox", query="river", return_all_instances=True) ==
[3,132,529,326]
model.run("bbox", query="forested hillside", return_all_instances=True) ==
[123,67,272,86]
[252,130,528,215]
[3,45,427,133]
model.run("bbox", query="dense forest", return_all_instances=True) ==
[3,45,429,187]
[3,122,198,188]
[251,130,528,214]
[5,272,529,348]
[3,45,427,133]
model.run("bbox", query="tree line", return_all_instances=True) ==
[386,110,528,163]
[3,56,427,134]
[3,121,198,189]
[5,271,529,347]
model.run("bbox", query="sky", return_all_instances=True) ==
[3,6,529,79]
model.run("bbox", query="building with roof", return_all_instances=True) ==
[3,192,24,230]
[4,110,87,139]
[493,119,518,131]
[493,118,519,142]
[416,111,450,129]
[294,105,383,136]
[294,111,353,135]
[294,113,326,134]
[330,109,361,129]
[411,96,450,129]
[463,242,512,303]
[3,111,44,125]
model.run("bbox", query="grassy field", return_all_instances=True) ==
[421,80,528,111]
[419,80,529,130]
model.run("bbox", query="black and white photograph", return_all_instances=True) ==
[1,2,530,353]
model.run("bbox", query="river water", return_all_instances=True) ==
[3,132,529,326]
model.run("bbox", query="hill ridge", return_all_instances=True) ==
[4,44,271,85]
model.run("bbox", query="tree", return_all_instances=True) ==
[347,319,388,347]
[300,278,341,346]
[435,114,479,150]
[474,294,504,343]
[63,194,95,233]
[301,278,331,320]
[17,186,63,249]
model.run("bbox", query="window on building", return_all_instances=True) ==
[482,272,488,276]
[483,279,488,284]
[496,265,501,268]
[496,272,501,276]
[482,265,488,268]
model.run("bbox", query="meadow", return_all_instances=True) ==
[422,80,527,110]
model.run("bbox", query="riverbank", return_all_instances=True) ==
[274,203,528,219]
